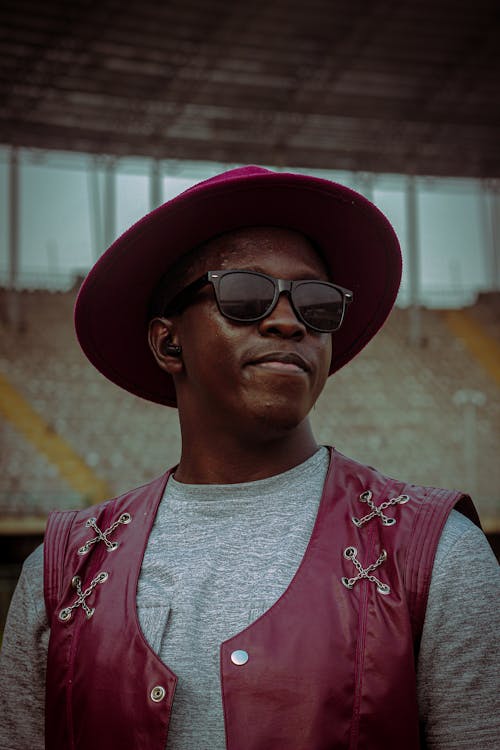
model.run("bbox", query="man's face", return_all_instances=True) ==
[168,227,333,441]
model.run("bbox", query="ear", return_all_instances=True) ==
[148,317,184,375]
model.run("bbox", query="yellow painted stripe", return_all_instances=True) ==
[480,517,500,535]
[442,310,500,387]
[0,371,112,504]
[0,516,47,535]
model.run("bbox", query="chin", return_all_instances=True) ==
[250,398,312,436]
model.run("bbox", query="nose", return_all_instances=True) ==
[258,292,306,339]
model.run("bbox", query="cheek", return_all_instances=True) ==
[316,334,333,380]
[179,307,242,376]
[303,335,332,404]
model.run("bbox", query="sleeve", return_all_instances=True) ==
[417,510,500,748]
[0,544,48,750]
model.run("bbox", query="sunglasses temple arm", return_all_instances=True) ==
[162,273,210,315]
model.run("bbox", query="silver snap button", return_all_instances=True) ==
[231,649,249,665]
[150,685,166,702]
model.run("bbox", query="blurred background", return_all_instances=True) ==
[0,0,499,632]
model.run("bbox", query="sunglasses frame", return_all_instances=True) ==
[163,269,353,333]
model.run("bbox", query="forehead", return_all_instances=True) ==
[198,226,329,279]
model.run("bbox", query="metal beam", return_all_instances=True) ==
[405,175,421,345]
[7,146,21,329]
[149,158,162,210]
[87,156,103,260]
[103,157,116,249]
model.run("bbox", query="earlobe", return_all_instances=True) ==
[148,317,183,374]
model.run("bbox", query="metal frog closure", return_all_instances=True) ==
[341,547,390,595]
[341,489,411,596]
[78,512,132,555]
[352,490,410,528]
[59,572,109,621]
[58,511,133,623]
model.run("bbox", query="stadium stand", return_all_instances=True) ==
[0,287,499,630]
[312,303,500,527]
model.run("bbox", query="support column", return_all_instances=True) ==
[103,157,116,249]
[87,156,103,261]
[7,147,21,329]
[149,158,163,210]
[483,179,500,290]
[357,172,375,202]
[405,175,421,345]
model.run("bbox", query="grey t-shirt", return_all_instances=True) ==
[1,448,499,749]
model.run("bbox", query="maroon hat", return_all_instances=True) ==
[75,165,401,407]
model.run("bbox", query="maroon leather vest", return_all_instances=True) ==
[44,449,479,749]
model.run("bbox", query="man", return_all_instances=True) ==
[1,165,498,749]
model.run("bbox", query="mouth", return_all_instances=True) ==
[245,352,311,374]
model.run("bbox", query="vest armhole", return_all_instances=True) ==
[405,489,473,649]
[43,509,79,621]
[454,493,481,529]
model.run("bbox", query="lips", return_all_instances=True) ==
[245,351,311,372]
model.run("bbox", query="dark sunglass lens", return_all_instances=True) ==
[293,282,344,331]
[218,272,275,320]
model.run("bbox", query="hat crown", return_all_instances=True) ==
[183,165,273,195]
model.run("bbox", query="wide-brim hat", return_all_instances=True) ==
[75,165,402,407]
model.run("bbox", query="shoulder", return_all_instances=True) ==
[329,449,479,534]
[1,543,47,660]
[15,542,45,615]
[424,508,498,649]
[433,508,498,582]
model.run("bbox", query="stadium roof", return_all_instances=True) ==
[0,0,499,177]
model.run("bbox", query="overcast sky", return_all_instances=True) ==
[0,147,496,307]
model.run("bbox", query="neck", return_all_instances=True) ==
[174,418,319,484]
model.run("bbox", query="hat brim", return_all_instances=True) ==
[75,168,401,407]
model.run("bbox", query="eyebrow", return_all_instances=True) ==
[224,265,329,280]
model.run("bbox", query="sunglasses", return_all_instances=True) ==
[163,269,353,333]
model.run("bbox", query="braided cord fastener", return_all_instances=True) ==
[341,546,390,595]
[58,571,109,621]
[352,490,410,528]
[78,512,132,555]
